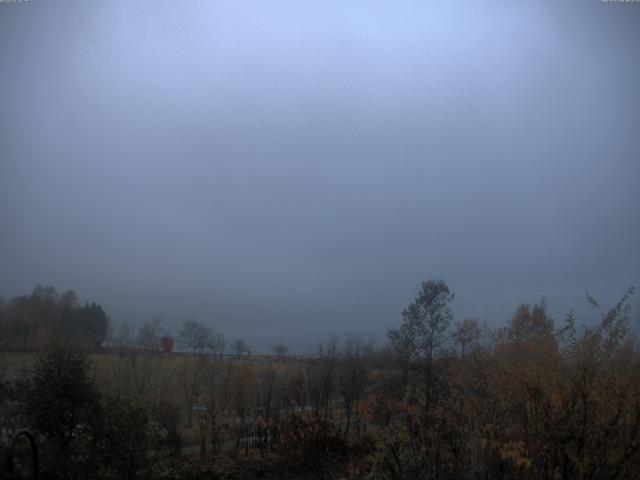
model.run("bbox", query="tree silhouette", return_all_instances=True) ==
[388,279,454,412]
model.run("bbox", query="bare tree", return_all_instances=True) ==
[105,343,171,402]
[136,318,163,352]
[228,363,255,456]
[210,331,226,357]
[177,356,207,427]
[178,319,212,354]
[272,343,289,358]
[338,335,373,435]
[307,336,339,421]
[112,321,134,348]
[232,338,250,357]
[200,361,229,455]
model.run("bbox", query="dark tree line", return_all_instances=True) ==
[0,285,110,351]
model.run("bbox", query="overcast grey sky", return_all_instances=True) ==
[1,0,639,352]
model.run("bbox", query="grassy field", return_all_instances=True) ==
[0,352,37,382]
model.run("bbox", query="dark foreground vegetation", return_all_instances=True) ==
[1,281,639,479]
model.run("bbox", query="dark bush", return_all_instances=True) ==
[271,413,348,475]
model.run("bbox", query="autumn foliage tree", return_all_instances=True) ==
[373,287,640,480]
[160,335,174,353]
